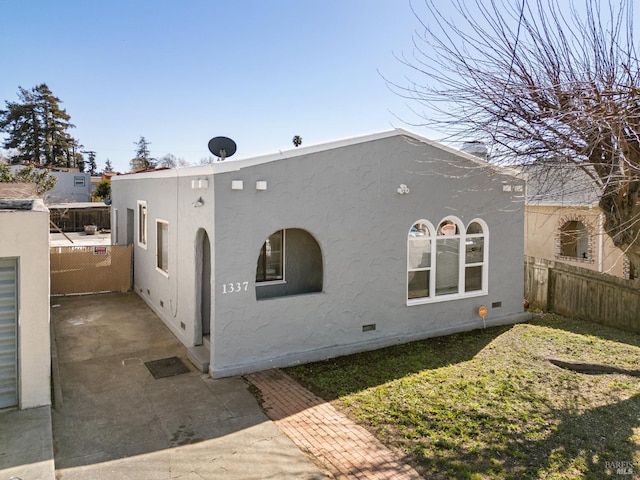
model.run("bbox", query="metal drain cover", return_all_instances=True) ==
[144,356,190,379]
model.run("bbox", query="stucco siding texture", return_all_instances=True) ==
[0,201,51,408]
[112,175,213,346]
[211,135,527,376]
[525,205,626,278]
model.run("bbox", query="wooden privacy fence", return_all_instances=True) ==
[49,205,111,232]
[50,244,132,295]
[525,255,640,333]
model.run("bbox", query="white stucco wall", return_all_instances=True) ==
[0,199,51,408]
[45,171,92,203]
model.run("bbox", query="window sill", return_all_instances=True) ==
[407,289,487,306]
[256,280,286,287]
[555,255,594,264]
[155,267,169,278]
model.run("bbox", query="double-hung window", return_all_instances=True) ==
[407,222,433,299]
[464,222,485,292]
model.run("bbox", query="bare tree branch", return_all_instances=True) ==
[386,0,640,271]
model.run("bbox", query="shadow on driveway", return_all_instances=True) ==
[51,292,329,480]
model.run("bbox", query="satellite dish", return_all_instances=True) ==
[208,136,237,161]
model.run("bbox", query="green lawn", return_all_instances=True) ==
[286,314,640,479]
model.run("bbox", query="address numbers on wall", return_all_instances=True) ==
[222,282,249,294]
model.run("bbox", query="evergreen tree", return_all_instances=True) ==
[84,150,97,175]
[94,178,111,200]
[104,159,114,172]
[130,136,156,171]
[0,87,40,164]
[0,84,80,167]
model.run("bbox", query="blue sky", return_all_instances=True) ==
[0,1,428,172]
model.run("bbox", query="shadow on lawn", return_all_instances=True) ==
[413,392,640,480]
[286,324,514,399]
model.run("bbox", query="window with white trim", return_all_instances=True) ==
[156,219,169,274]
[464,221,485,292]
[435,219,460,296]
[407,221,433,299]
[256,230,284,283]
[137,200,147,249]
[408,217,488,304]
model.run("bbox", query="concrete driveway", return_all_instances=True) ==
[51,292,329,479]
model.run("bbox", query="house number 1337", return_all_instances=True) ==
[222,282,249,294]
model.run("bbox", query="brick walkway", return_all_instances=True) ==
[245,369,423,480]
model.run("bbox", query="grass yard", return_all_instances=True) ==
[286,314,640,479]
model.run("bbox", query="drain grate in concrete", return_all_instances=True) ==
[144,356,190,379]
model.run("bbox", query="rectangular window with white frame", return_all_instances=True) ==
[137,200,147,249]
[156,219,169,275]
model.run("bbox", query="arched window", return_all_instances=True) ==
[256,228,323,300]
[408,217,488,304]
[559,220,589,259]
[435,218,462,296]
[407,221,434,300]
[465,221,486,292]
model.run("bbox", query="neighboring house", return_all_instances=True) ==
[111,129,529,378]
[524,161,633,279]
[8,165,92,203]
[0,199,51,409]
[45,170,92,203]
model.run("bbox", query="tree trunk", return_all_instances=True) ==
[600,179,640,278]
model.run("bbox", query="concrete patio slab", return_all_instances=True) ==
[0,406,55,480]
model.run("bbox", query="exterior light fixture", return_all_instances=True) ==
[192,197,204,208]
[397,184,410,195]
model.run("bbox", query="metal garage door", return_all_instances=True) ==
[0,258,18,409]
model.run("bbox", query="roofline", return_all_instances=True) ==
[112,128,521,181]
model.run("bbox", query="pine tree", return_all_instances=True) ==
[130,136,156,172]
[104,159,114,172]
[84,150,97,175]
[0,87,40,163]
[34,84,76,167]
[0,84,80,167]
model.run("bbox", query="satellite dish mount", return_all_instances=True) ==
[208,136,237,161]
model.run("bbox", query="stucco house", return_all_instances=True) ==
[111,129,529,378]
[524,160,634,279]
[0,198,51,409]
[45,170,92,203]
[8,165,92,204]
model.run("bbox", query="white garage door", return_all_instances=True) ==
[0,258,18,409]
